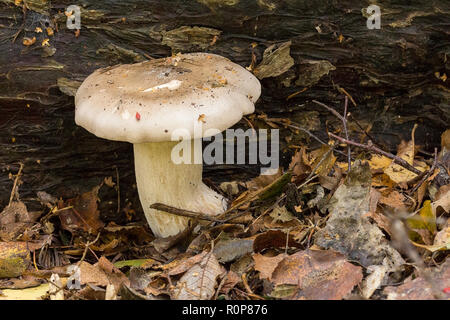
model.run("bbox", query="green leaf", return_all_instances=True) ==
[114,259,156,268]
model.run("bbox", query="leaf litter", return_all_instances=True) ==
[0,102,448,300]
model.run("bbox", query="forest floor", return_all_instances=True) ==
[0,98,449,300]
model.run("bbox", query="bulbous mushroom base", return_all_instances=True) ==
[134,141,227,238]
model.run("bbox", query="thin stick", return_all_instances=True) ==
[342,97,351,171]
[313,98,351,169]
[77,232,101,266]
[348,113,377,143]
[409,148,438,195]
[150,203,223,222]
[313,100,345,122]
[267,118,350,158]
[8,162,24,206]
[115,166,120,214]
[328,132,422,175]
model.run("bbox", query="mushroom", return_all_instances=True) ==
[74,53,261,237]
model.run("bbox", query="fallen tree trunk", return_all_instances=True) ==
[0,0,448,219]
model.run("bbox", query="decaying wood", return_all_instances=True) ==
[0,0,448,219]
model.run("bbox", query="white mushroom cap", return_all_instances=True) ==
[75,52,261,143]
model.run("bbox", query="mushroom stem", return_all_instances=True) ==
[133,140,226,238]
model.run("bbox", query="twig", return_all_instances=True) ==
[150,203,223,222]
[267,118,350,158]
[409,148,438,195]
[8,162,24,206]
[328,132,422,175]
[313,100,345,122]
[77,232,101,266]
[313,99,351,170]
[115,166,120,214]
[40,206,74,224]
[348,113,377,143]
[342,97,351,171]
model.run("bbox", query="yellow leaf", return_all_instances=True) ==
[407,200,436,234]
[310,145,336,177]
[368,155,392,171]
[411,241,450,252]
[0,284,49,300]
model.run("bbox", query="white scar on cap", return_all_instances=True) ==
[142,79,182,92]
[121,109,131,120]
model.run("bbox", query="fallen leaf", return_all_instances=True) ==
[253,41,295,79]
[432,186,450,216]
[288,148,311,182]
[0,283,49,300]
[253,253,286,281]
[315,161,404,269]
[270,250,363,300]
[219,270,240,294]
[379,189,408,211]
[213,239,254,263]
[167,252,207,276]
[171,252,222,300]
[0,242,33,278]
[0,201,38,241]
[0,275,45,289]
[368,155,392,171]
[253,230,302,253]
[59,185,104,234]
[269,206,295,223]
[310,144,336,177]
[407,200,436,244]
[384,139,427,184]
[384,258,450,300]
[295,60,336,87]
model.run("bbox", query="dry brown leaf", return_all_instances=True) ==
[0,201,38,241]
[59,185,104,234]
[253,230,302,253]
[79,257,129,293]
[253,253,286,281]
[171,252,222,300]
[379,189,408,211]
[168,252,207,276]
[289,148,311,183]
[433,185,450,216]
[219,270,240,294]
[384,258,450,300]
[79,261,110,287]
[269,205,295,223]
[270,250,363,300]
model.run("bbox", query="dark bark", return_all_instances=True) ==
[0,0,448,219]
